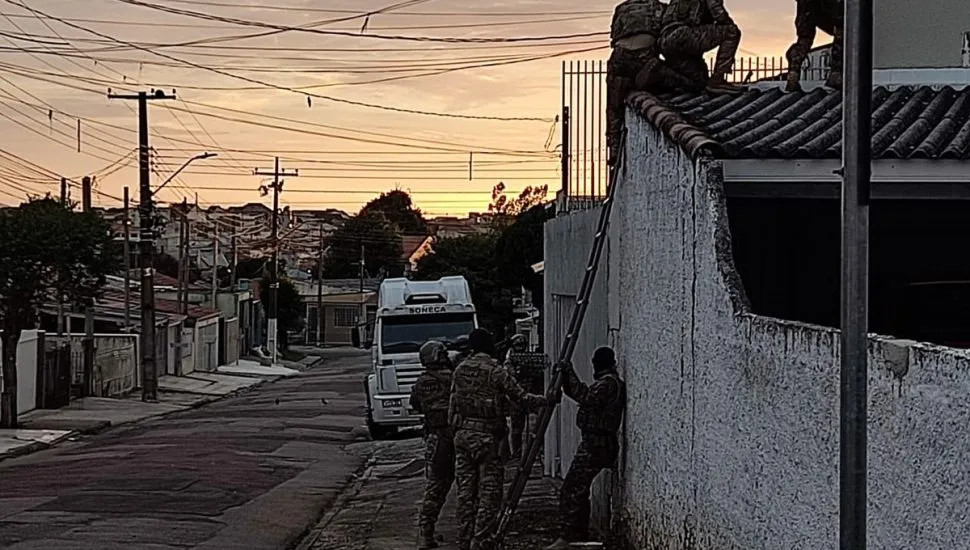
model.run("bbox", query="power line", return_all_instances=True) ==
[110,0,609,44]
[152,0,607,17]
[6,1,564,121]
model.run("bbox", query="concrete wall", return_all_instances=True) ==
[0,330,43,414]
[194,317,220,372]
[66,334,138,397]
[596,108,970,549]
[874,0,970,69]
[543,207,611,481]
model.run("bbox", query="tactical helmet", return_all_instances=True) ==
[419,340,450,368]
[467,328,496,356]
[510,334,528,351]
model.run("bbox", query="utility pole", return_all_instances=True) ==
[840,0,872,548]
[123,187,131,331]
[254,157,298,365]
[211,221,219,308]
[359,242,365,326]
[108,88,175,402]
[229,233,237,291]
[57,178,68,339]
[81,176,94,397]
[177,205,186,315]
[316,223,324,345]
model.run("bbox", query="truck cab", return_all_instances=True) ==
[357,276,477,439]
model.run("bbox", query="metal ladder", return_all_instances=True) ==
[487,129,628,548]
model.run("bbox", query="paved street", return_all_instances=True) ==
[0,349,377,550]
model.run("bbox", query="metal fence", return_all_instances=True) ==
[560,60,609,211]
[558,52,834,212]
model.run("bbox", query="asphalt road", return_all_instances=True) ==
[0,349,378,550]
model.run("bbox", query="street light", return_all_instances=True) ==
[153,152,217,195]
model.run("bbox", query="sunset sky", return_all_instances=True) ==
[0,0,804,216]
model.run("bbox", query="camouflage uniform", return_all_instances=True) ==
[550,349,626,547]
[607,0,706,163]
[660,0,743,94]
[449,351,547,550]
[504,337,545,460]
[410,341,457,549]
[785,0,844,91]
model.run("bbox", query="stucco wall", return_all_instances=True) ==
[67,334,138,397]
[602,109,970,548]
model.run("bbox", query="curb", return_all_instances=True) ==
[0,371,283,464]
[0,429,79,463]
[292,454,376,550]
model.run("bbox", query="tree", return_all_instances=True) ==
[323,212,404,279]
[360,189,428,235]
[493,203,552,310]
[0,198,121,428]
[488,182,548,222]
[259,275,303,351]
[414,233,515,339]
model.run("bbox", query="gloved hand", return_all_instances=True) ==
[554,360,573,373]
[546,387,563,405]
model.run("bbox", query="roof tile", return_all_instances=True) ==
[628,85,970,160]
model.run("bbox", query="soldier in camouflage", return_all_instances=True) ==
[785,0,843,92]
[607,0,707,165]
[409,340,456,550]
[545,347,627,550]
[504,334,540,461]
[449,328,553,550]
[659,0,745,95]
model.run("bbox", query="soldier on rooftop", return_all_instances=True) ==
[784,0,844,92]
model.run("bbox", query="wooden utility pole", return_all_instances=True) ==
[57,178,68,339]
[177,204,186,315]
[123,187,131,331]
[253,157,298,365]
[316,223,324,345]
[359,242,365,326]
[81,176,94,397]
[229,233,237,291]
[108,88,176,402]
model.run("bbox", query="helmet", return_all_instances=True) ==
[510,334,528,351]
[419,340,450,369]
[468,328,495,356]
[454,335,470,350]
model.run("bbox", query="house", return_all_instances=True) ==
[545,58,970,550]
[296,278,379,346]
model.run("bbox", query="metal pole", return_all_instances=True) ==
[561,105,570,210]
[123,187,131,331]
[841,0,872,547]
[57,178,67,339]
[178,206,185,314]
[211,221,219,308]
[81,176,94,397]
[316,222,324,345]
[359,242,365,325]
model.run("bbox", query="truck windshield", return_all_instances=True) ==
[380,312,476,354]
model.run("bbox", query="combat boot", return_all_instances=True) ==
[825,70,843,90]
[706,74,744,95]
[544,538,571,550]
[417,525,438,549]
[784,71,803,93]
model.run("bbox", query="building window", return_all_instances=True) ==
[333,307,358,328]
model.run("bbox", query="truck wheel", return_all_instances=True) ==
[362,376,396,440]
[366,419,397,440]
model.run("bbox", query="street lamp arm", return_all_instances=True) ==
[153,152,216,196]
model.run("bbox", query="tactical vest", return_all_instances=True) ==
[611,0,665,44]
[417,369,453,429]
[450,353,506,433]
[575,373,626,435]
[661,0,713,32]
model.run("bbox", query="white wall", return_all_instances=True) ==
[0,330,42,415]
[597,108,970,548]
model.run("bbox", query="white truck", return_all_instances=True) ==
[355,276,478,439]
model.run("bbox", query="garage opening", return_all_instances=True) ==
[726,197,970,347]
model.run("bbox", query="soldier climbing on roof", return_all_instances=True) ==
[659,0,745,95]
[784,0,844,92]
[606,0,708,166]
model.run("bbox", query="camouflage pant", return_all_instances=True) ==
[419,430,456,537]
[786,25,843,79]
[454,429,505,550]
[606,47,707,156]
[558,436,619,542]
[660,23,741,77]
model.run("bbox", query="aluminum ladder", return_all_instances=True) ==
[486,129,628,548]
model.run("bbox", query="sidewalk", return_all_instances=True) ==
[1,369,275,462]
[297,438,565,550]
